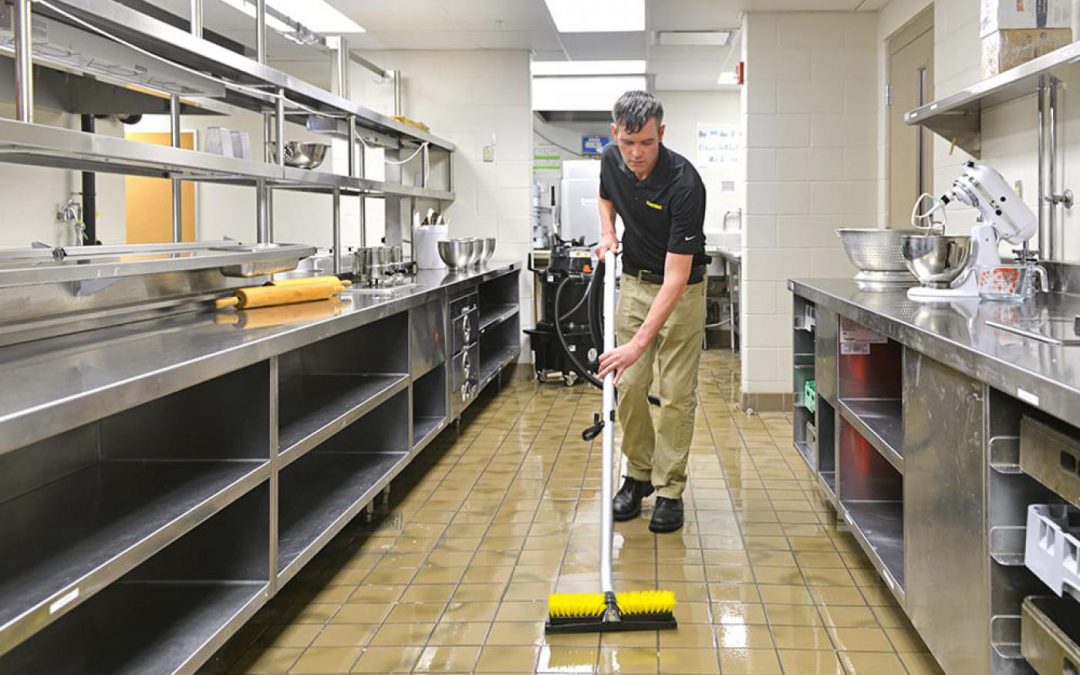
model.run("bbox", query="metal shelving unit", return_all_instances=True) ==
[838,399,904,473]
[843,500,905,596]
[1,0,456,269]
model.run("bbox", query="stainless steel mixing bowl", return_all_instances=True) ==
[270,142,329,169]
[480,237,496,265]
[465,238,484,267]
[901,234,973,289]
[438,240,473,270]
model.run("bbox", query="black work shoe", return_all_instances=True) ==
[649,497,684,533]
[613,477,654,521]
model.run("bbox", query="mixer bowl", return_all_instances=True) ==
[270,142,329,169]
[438,240,473,270]
[901,234,973,289]
[480,237,496,264]
[465,238,484,267]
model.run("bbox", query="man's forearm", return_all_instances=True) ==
[599,198,618,241]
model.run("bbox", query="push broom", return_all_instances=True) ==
[545,250,678,634]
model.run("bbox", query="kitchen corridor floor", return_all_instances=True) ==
[202,350,944,675]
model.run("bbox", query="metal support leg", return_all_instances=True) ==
[1048,78,1060,261]
[358,146,367,247]
[1038,78,1049,257]
[275,89,285,168]
[256,180,269,244]
[13,0,33,123]
[255,0,267,64]
[332,188,341,275]
[382,486,391,508]
[170,94,183,243]
[347,115,357,178]
[365,501,374,522]
[421,144,429,188]
[189,0,203,37]
[393,69,402,117]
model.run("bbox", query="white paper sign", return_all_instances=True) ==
[697,124,743,168]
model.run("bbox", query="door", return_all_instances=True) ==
[124,131,196,243]
[888,9,933,229]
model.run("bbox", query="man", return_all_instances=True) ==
[595,90,708,534]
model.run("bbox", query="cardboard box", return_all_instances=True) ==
[981,0,1072,36]
[982,28,1074,76]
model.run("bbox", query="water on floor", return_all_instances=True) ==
[201,350,944,674]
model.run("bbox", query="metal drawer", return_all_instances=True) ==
[1021,416,1080,508]
[449,293,478,321]
[1022,596,1080,674]
[451,309,478,355]
[450,344,478,417]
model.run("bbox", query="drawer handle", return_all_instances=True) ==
[1062,451,1080,477]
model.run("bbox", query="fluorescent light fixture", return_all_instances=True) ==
[267,0,365,34]
[217,0,364,37]
[717,72,739,85]
[657,30,731,47]
[543,0,644,32]
[532,75,647,111]
[532,60,647,76]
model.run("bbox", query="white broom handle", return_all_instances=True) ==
[600,251,616,595]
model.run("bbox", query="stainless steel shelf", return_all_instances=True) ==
[413,416,444,449]
[0,459,268,656]
[794,440,814,467]
[478,346,520,389]
[818,471,838,507]
[0,581,266,675]
[277,451,408,582]
[839,398,904,474]
[41,0,455,152]
[0,119,455,201]
[278,373,409,465]
[843,500,905,598]
[905,41,1080,157]
[478,305,519,334]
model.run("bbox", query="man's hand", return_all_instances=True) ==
[594,234,619,260]
[597,340,645,385]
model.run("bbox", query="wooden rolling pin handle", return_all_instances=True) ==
[215,297,240,309]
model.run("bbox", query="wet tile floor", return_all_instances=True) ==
[202,350,946,674]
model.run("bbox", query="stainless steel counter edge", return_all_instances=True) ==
[0,263,520,455]
[789,278,1080,425]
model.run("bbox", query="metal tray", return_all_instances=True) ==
[1022,596,1080,674]
[1021,415,1080,508]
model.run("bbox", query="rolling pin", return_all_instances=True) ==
[267,276,352,288]
[215,280,346,310]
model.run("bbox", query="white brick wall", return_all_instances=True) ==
[741,11,874,396]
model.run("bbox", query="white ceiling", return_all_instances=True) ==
[142,0,888,90]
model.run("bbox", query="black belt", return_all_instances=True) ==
[623,264,705,285]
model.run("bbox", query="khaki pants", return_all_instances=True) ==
[615,274,706,499]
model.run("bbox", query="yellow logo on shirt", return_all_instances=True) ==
[645,201,663,211]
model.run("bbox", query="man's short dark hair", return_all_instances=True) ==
[612,90,663,134]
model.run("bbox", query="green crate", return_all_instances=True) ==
[804,380,816,414]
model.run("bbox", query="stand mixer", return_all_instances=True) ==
[904,162,1037,301]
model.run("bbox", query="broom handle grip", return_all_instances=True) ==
[600,251,617,595]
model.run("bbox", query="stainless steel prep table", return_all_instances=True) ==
[790,278,1080,675]
[0,263,521,675]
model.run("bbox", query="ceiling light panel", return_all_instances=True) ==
[217,0,365,35]
[532,60,647,76]
[532,75,647,111]
[543,0,644,33]
[657,31,731,47]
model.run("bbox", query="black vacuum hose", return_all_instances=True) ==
[555,275,603,389]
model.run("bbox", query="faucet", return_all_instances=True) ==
[57,194,86,245]
[722,208,742,232]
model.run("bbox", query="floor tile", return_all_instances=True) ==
[411,644,482,673]
[348,645,422,673]
[776,649,844,675]
[718,648,783,674]
[288,646,363,673]
[838,650,907,674]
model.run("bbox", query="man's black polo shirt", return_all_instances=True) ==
[598,142,708,276]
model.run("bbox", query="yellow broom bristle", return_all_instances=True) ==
[614,590,677,615]
[547,590,677,619]
[547,593,606,618]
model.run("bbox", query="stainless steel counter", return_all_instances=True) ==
[790,278,1080,426]
[0,262,520,455]
[706,244,741,263]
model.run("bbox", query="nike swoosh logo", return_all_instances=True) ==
[684,235,695,241]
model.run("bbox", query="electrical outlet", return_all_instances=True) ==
[483,145,495,162]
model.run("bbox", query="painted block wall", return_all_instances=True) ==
[740,11,877,397]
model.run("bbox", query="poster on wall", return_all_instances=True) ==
[696,124,743,168]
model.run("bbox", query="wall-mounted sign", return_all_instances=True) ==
[696,124,743,168]
[581,135,610,155]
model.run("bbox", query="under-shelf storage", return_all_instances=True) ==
[793,296,817,468]
[277,390,410,582]
[478,311,521,389]
[1022,596,1080,675]
[816,398,837,502]
[277,313,409,463]
[0,362,270,657]
[838,320,904,472]
[0,482,270,674]
[412,365,447,450]
[839,416,904,593]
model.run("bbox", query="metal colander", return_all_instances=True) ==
[837,228,922,272]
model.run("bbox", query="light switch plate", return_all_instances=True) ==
[483,145,495,162]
